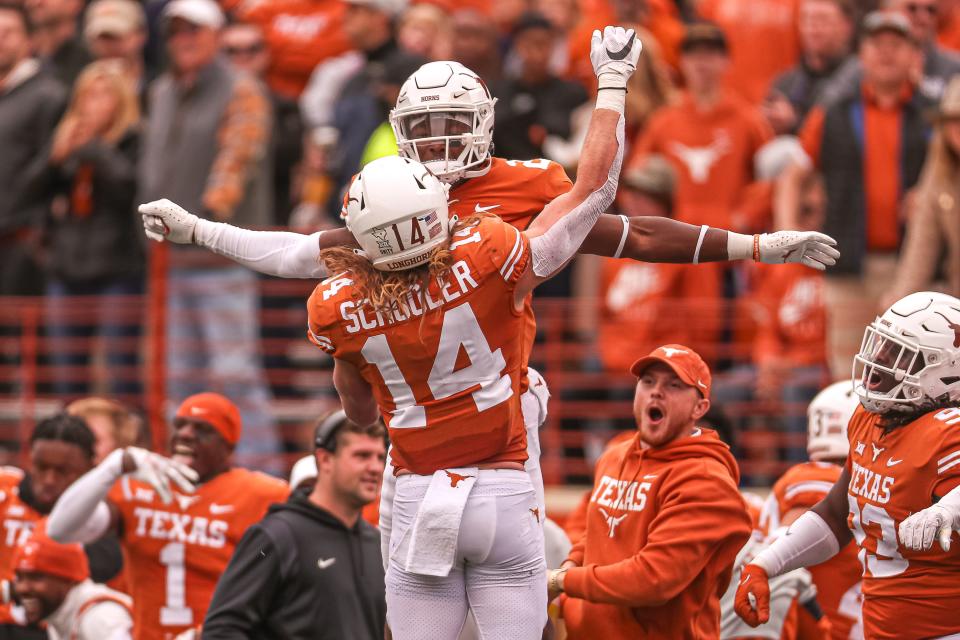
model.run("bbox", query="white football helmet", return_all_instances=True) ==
[390,61,496,184]
[344,156,451,272]
[853,291,960,413]
[807,381,858,462]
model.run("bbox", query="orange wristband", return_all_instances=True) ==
[752,234,760,262]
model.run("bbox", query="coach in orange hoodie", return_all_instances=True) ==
[551,344,752,639]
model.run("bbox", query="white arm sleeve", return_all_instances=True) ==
[193,220,328,279]
[77,601,133,640]
[47,450,122,544]
[752,511,841,577]
[529,114,624,278]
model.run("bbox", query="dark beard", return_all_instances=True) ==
[878,397,956,433]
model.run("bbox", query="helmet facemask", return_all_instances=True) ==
[393,109,491,184]
[853,321,939,413]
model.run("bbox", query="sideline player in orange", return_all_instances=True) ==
[758,381,864,639]
[548,344,752,639]
[735,291,960,639]
[46,393,289,640]
[304,25,638,640]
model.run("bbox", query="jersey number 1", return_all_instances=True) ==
[361,302,513,427]
[160,541,193,626]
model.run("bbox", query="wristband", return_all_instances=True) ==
[595,87,626,114]
[692,225,709,264]
[753,234,761,262]
[613,215,629,259]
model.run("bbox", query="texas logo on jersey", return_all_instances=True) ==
[844,406,960,639]
[107,468,288,640]
[307,216,532,475]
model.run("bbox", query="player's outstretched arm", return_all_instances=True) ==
[516,27,639,301]
[48,447,198,544]
[579,214,840,271]
[139,199,357,279]
[734,468,852,627]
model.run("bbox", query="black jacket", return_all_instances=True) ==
[202,490,385,640]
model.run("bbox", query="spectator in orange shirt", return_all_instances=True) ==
[697,0,802,104]
[630,22,773,233]
[887,0,960,101]
[767,0,858,134]
[775,10,931,377]
[550,345,752,640]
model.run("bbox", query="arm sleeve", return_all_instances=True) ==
[529,115,625,278]
[47,450,122,543]
[193,220,328,279]
[76,601,133,640]
[202,525,283,639]
[751,510,841,577]
[563,467,752,607]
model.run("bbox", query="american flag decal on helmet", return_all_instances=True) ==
[421,210,442,239]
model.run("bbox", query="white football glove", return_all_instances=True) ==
[140,199,199,244]
[757,231,840,271]
[124,447,199,504]
[898,503,958,552]
[590,26,641,90]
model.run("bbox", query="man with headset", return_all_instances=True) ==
[202,411,388,640]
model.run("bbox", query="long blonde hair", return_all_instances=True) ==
[320,213,484,314]
[54,60,140,146]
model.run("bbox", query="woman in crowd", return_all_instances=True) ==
[886,76,960,304]
[43,59,142,398]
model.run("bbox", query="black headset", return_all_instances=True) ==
[314,410,349,453]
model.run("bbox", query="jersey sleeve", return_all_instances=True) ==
[931,411,960,497]
[774,464,837,515]
[465,217,531,286]
[306,276,350,355]
[540,160,574,202]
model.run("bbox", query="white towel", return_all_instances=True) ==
[404,467,478,577]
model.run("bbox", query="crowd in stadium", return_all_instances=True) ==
[3,0,960,637]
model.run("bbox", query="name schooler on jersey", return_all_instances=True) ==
[308,216,531,475]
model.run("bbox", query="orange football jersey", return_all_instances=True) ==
[107,468,288,640]
[308,216,532,475]
[765,461,863,640]
[0,468,42,625]
[845,406,960,639]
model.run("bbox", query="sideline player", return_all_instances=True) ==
[735,291,960,639]
[303,25,636,640]
[46,393,289,640]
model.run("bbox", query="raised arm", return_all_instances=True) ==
[514,27,639,301]
[139,199,358,279]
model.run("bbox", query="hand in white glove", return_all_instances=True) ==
[123,447,199,504]
[140,199,199,244]
[899,503,957,552]
[757,231,840,271]
[590,26,641,90]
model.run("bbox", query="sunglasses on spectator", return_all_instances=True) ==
[224,43,265,56]
[905,2,937,15]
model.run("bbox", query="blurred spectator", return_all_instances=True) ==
[450,10,501,85]
[0,2,66,297]
[629,22,773,232]
[768,0,858,134]
[221,19,303,225]
[698,0,802,104]
[66,396,140,463]
[617,0,686,71]
[885,0,960,100]
[776,10,930,376]
[526,0,612,90]
[359,51,427,167]
[43,59,142,399]
[238,0,351,99]
[492,12,588,160]
[289,125,339,230]
[82,0,150,100]
[714,172,829,464]
[940,0,960,52]
[886,76,960,302]
[137,0,280,468]
[397,2,451,59]
[25,0,91,87]
[623,26,677,139]
[12,527,133,639]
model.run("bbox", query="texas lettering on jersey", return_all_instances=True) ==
[108,468,288,640]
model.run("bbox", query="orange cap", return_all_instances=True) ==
[175,392,241,445]
[13,524,89,583]
[630,344,711,398]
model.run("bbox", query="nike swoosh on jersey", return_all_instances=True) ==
[317,557,337,569]
[474,204,500,214]
[209,503,234,514]
[886,458,903,467]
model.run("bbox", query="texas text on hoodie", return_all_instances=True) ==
[562,428,752,639]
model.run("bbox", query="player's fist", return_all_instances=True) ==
[899,503,957,552]
[140,198,199,244]
[757,231,840,271]
[122,447,199,504]
[590,26,641,90]
[734,564,771,627]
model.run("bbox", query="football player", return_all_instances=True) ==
[735,291,960,639]
[46,393,289,640]
[303,26,636,640]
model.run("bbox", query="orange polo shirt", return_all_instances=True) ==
[799,83,913,252]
